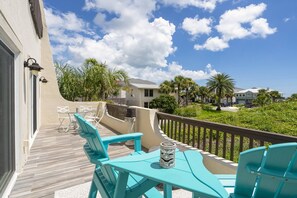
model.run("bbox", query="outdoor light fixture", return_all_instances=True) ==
[39,76,48,83]
[24,57,43,75]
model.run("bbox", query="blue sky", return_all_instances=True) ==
[44,0,297,97]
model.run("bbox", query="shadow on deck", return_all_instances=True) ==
[9,124,135,198]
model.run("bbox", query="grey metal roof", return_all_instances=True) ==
[129,78,157,85]
[128,78,159,89]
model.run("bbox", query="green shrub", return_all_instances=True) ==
[201,104,214,111]
[174,105,200,117]
[149,94,178,113]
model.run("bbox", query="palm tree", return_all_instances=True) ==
[207,73,235,111]
[225,90,234,106]
[253,89,272,106]
[183,77,196,105]
[82,58,106,101]
[159,80,174,94]
[198,86,209,104]
[55,61,83,101]
[269,90,281,102]
[173,75,186,106]
[189,83,199,102]
[105,68,129,99]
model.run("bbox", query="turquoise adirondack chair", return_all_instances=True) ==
[74,113,162,198]
[218,142,297,198]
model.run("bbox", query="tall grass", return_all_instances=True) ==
[174,101,297,137]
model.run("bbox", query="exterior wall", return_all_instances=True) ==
[235,91,258,104]
[0,0,43,196]
[39,4,101,125]
[126,86,160,107]
[0,1,102,196]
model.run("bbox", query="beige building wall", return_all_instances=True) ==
[1,0,44,196]
[39,2,100,126]
[0,1,100,196]
[126,87,160,107]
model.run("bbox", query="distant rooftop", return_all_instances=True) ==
[235,88,275,94]
[129,78,159,89]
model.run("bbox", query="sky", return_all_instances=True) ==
[43,0,297,97]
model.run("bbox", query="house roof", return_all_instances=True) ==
[235,88,275,94]
[129,78,160,89]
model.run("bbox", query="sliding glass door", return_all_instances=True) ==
[0,40,15,196]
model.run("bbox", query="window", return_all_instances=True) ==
[144,102,149,108]
[150,89,153,97]
[0,40,15,196]
[144,89,153,97]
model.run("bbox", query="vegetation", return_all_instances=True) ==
[253,89,272,107]
[55,58,128,101]
[197,86,209,104]
[288,93,297,101]
[207,73,235,111]
[159,75,199,106]
[149,94,178,113]
[174,101,297,137]
[175,105,201,117]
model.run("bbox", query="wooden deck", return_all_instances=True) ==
[9,124,135,198]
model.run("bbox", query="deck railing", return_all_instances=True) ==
[157,112,297,162]
[106,103,128,120]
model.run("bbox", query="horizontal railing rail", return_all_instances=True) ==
[157,112,297,162]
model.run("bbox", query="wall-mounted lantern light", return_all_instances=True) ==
[39,76,48,83]
[24,57,43,76]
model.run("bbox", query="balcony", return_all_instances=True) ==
[9,103,297,197]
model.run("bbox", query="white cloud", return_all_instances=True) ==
[250,18,276,38]
[195,3,276,52]
[114,62,219,83]
[167,62,218,80]
[194,37,229,51]
[45,1,223,82]
[45,0,176,68]
[216,3,276,40]
[160,0,225,12]
[182,17,212,36]
[45,8,93,35]
[283,18,290,23]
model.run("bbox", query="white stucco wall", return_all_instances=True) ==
[0,0,45,196]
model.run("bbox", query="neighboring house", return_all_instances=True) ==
[234,87,281,105]
[126,78,160,108]
[235,88,260,105]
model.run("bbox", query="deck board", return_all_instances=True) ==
[9,124,134,198]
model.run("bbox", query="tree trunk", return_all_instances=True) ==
[177,85,180,106]
[185,88,189,106]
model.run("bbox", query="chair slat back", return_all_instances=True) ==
[75,113,118,185]
[254,143,297,198]
[75,113,108,160]
[234,147,265,197]
[234,143,297,198]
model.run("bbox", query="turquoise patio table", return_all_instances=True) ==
[105,150,228,198]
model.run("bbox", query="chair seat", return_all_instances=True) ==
[216,174,236,195]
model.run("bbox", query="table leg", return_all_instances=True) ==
[114,171,129,198]
[164,184,172,198]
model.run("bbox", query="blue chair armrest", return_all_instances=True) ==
[102,133,143,152]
